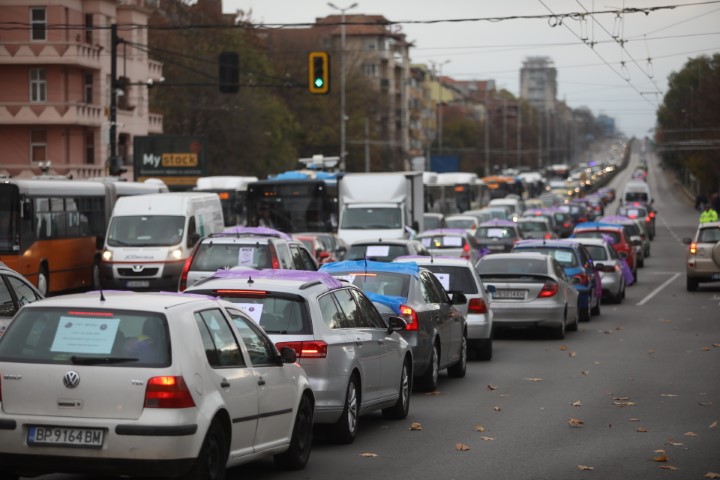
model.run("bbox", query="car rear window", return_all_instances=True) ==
[420,235,466,249]
[216,295,310,335]
[347,244,410,262]
[446,218,475,229]
[512,247,579,267]
[191,242,273,270]
[478,257,548,275]
[584,245,608,261]
[331,271,410,298]
[698,227,720,243]
[475,227,517,239]
[422,265,478,294]
[0,308,170,367]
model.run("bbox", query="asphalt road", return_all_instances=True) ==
[25,144,720,480]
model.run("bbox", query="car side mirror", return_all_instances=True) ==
[279,346,297,364]
[449,291,467,305]
[485,284,497,295]
[571,276,583,285]
[188,232,201,248]
[386,316,407,333]
[682,237,692,245]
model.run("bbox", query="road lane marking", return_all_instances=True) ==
[636,273,681,306]
[659,215,683,244]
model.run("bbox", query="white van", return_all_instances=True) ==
[99,192,224,290]
[488,197,525,221]
[621,181,652,205]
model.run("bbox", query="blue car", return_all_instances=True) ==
[511,239,601,322]
[321,260,467,392]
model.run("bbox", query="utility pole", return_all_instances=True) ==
[484,87,490,176]
[364,117,370,172]
[502,97,507,169]
[516,102,522,168]
[109,23,119,176]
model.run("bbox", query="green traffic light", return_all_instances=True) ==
[314,78,324,88]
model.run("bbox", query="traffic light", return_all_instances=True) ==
[218,51,239,94]
[308,51,330,94]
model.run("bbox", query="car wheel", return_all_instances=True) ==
[447,335,467,378]
[0,471,18,480]
[686,276,699,292]
[475,338,493,361]
[182,419,228,480]
[632,268,638,284]
[566,307,579,332]
[274,394,314,470]
[638,257,645,268]
[37,265,49,297]
[550,316,566,339]
[578,297,591,322]
[590,293,601,316]
[417,342,440,392]
[382,359,411,419]
[329,375,359,444]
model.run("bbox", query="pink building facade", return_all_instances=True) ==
[0,0,163,179]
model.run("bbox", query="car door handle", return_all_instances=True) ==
[220,378,230,388]
[377,339,385,346]
[257,377,266,386]
[355,339,362,346]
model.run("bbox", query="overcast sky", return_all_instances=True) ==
[224,0,720,138]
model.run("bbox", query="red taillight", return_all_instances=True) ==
[538,280,559,298]
[144,376,195,409]
[573,273,589,285]
[468,298,488,314]
[461,242,470,259]
[544,233,553,239]
[645,216,651,223]
[399,305,419,331]
[268,243,280,269]
[689,242,697,255]
[276,341,328,358]
[649,212,655,218]
[563,222,571,228]
[178,255,193,292]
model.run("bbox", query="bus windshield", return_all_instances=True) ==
[246,180,335,233]
[107,216,185,247]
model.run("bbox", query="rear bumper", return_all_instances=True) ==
[489,303,565,328]
[466,313,492,341]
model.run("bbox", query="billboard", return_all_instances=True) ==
[133,136,207,188]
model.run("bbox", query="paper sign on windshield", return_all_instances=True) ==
[366,245,390,257]
[51,317,120,355]
[238,247,255,266]
[434,273,451,290]
[232,303,264,324]
[443,236,463,247]
[487,228,505,238]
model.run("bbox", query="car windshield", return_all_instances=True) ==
[476,227,517,239]
[518,222,547,233]
[341,207,402,229]
[584,245,608,261]
[625,192,649,202]
[478,257,549,275]
[424,216,443,230]
[419,235,466,249]
[346,244,412,262]
[513,247,579,267]
[107,215,185,247]
[190,243,273,270]
[219,296,310,334]
[422,265,478,294]
[330,271,410,298]
[0,308,170,367]
[446,218,475,229]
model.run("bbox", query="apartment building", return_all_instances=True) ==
[0,0,163,179]
[520,56,557,113]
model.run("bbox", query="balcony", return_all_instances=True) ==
[148,112,163,134]
[0,102,103,127]
[0,41,103,70]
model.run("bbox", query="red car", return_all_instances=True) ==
[571,223,638,280]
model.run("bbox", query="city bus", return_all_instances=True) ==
[425,172,489,214]
[481,175,524,199]
[0,178,167,296]
[194,175,258,227]
[245,173,338,233]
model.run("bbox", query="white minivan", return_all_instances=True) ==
[488,196,525,221]
[621,180,652,205]
[100,192,224,290]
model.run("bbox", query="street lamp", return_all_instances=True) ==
[328,2,358,172]
[429,60,450,155]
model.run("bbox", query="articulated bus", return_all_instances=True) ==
[194,176,258,227]
[245,174,338,233]
[0,178,167,296]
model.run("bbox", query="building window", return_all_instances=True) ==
[30,8,46,41]
[85,130,95,165]
[30,68,46,103]
[363,63,378,77]
[364,39,377,51]
[85,14,93,43]
[84,73,93,103]
[30,130,47,163]
[118,134,130,165]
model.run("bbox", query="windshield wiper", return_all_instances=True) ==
[71,356,139,365]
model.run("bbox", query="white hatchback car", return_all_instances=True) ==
[185,269,413,444]
[0,291,314,479]
[394,256,494,360]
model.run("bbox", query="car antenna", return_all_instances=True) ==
[99,289,106,302]
[247,275,254,285]
[364,256,368,275]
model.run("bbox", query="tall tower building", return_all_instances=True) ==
[520,56,557,113]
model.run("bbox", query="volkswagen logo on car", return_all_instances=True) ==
[63,371,80,389]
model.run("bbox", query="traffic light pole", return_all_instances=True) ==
[109,23,119,176]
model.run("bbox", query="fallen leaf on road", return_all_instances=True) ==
[524,377,543,382]
[699,401,713,406]
[582,370,590,376]
[577,465,594,471]
[569,351,577,357]
[493,406,502,412]
[604,330,613,334]
[654,455,668,462]
[426,390,441,396]
[613,396,630,401]
[560,345,568,351]
[637,427,648,432]
[710,420,717,429]
[487,384,498,391]
[713,343,720,348]
[455,443,471,451]
[409,422,423,431]
[648,349,656,355]
[480,436,495,441]
[660,394,678,397]
[705,473,720,478]
[572,400,583,407]
[614,401,637,407]
[683,432,698,437]
[568,418,584,427]
[658,465,678,470]
[666,441,684,447]
[359,452,378,457]
[474,425,486,432]
[629,418,640,422]
[655,449,667,454]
